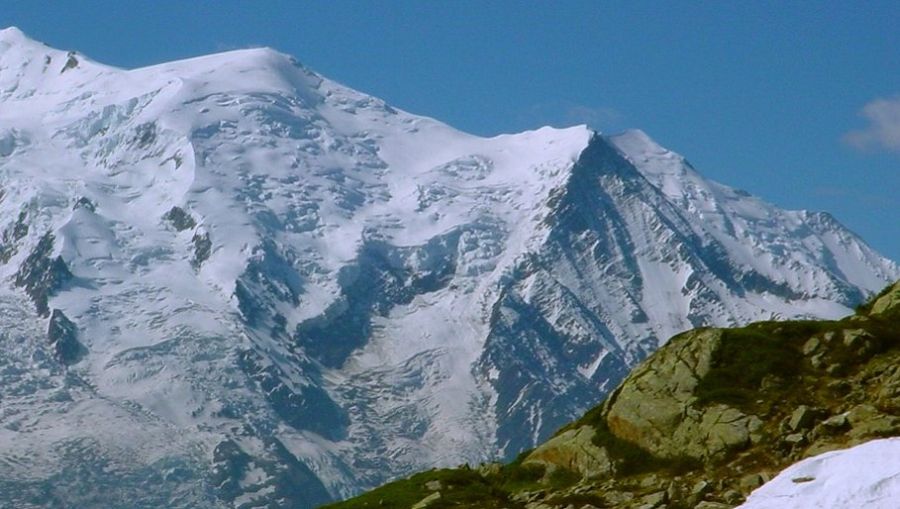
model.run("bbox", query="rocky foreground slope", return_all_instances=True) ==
[324,280,900,508]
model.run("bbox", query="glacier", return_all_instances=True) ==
[0,26,897,507]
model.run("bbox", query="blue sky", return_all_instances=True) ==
[3,1,899,262]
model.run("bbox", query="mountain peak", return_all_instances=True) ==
[607,128,670,156]
[0,26,48,54]
[134,43,319,94]
[0,26,27,42]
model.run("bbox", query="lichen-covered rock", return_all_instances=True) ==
[846,404,900,439]
[789,406,816,432]
[605,329,759,460]
[695,502,732,509]
[604,329,720,447]
[869,281,900,317]
[410,491,441,509]
[524,426,613,479]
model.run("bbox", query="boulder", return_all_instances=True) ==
[524,426,614,479]
[847,404,900,439]
[801,337,820,356]
[788,406,816,431]
[411,491,441,509]
[639,490,667,508]
[783,433,806,447]
[820,413,849,431]
[739,473,766,493]
[605,329,761,460]
[605,329,720,454]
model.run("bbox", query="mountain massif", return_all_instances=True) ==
[0,27,897,507]
[326,280,900,509]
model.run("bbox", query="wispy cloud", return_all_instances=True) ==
[518,100,622,131]
[560,104,622,128]
[843,96,900,153]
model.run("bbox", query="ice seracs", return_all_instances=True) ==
[0,27,897,507]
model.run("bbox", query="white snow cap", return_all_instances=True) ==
[739,438,900,509]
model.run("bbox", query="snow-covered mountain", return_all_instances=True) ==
[0,26,896,507]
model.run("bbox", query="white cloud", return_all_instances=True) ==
[844,96,900,153]
[519,100,622,131]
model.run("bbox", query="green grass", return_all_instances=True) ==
[319,451,582,508]
[695,320,835,407]
[318,467,519,509]
[544,492,609,508]
[545,466,581,490]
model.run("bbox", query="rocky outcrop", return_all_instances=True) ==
[211,436,331,509]
[47,308,86,365]
[523,426,613,479]
[190,230,211,268]
[868,280,900,317]
[14,233,73,316]
[601,328,766,463]
[0,208,29,263]
[326,280,900,509]
[162,206,196,231]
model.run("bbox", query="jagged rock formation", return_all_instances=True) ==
[0,26,897,507]
[326,281,900,508]
[47,308,85,364]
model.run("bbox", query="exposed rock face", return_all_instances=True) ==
[603,327,765,461]
[869,281,900,317]
[13,233,72,316]
[190,230,212,268]
[210,438,331,508]
[524,426,613,479]
[163,206,197,231]
[327,280,900,509]
[0,209,28,262]
[47,308,85,365]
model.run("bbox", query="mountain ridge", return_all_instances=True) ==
[0,27,897,507]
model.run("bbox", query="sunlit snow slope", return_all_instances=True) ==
[739,438,900,509]
[0,27,896,508]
